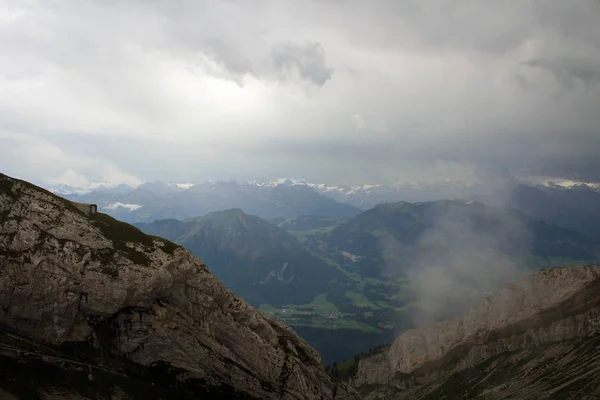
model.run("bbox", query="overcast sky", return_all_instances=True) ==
[1,0,599,188]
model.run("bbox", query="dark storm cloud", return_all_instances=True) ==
[271,42,333,86]
[202,38,256,76]
[201,40,334,87]
[0,0,599,187]
[319,1,600,54]
[176,37,334,87]
[523,57,600,87]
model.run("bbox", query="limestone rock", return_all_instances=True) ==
[362,335,600,400]
[354,264,600,395]
[0,173,359,400]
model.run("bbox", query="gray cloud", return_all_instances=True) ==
[381,201,531,326]
[523,56,600,87]
[185,38,334,87]
[203,38,256,77]
[271,42,333,86]
[0,0,599,188]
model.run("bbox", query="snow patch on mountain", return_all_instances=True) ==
[174,183,195,190]
[244,178,385,196]
[545,180,600,190]
[520,176,600,191]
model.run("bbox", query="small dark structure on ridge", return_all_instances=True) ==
[71,202,98,216]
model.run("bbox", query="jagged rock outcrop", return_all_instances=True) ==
[0,173,359,399]
[353,265,600,398]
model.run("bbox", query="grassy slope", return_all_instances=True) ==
[257,214,416,341]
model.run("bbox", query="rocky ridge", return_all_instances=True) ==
[0,173,358,399]
[353,264,600,398]
[361,335,600,399]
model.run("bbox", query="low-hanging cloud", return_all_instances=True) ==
[410,205,530,325]
[380,195,532,327]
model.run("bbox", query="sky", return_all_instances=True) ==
[1,0,599,188]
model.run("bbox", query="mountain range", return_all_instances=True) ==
[135,210,339,306]
[51,178,600,238]
[0,172,357,399]
[3,172,600,398]
[135,198,600,364]
[502,183,600,235]
[37,175,600,366]
[62,180,361,223]
[317,200,600,276]
[135,211,398,364]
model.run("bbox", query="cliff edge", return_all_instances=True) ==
[354,265,600,399]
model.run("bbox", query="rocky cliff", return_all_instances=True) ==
[0,173,359,399]
[353,265,600,399]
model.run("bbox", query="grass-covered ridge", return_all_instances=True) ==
[92,212,181,257]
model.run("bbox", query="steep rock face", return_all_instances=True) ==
[354,265,600,395]
[363,335,600,399]
[0,173,358,400]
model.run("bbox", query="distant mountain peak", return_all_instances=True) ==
[215,208,246,215]
[201,208,249,221]
[174,182,195,189]
[136,208,338,306]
